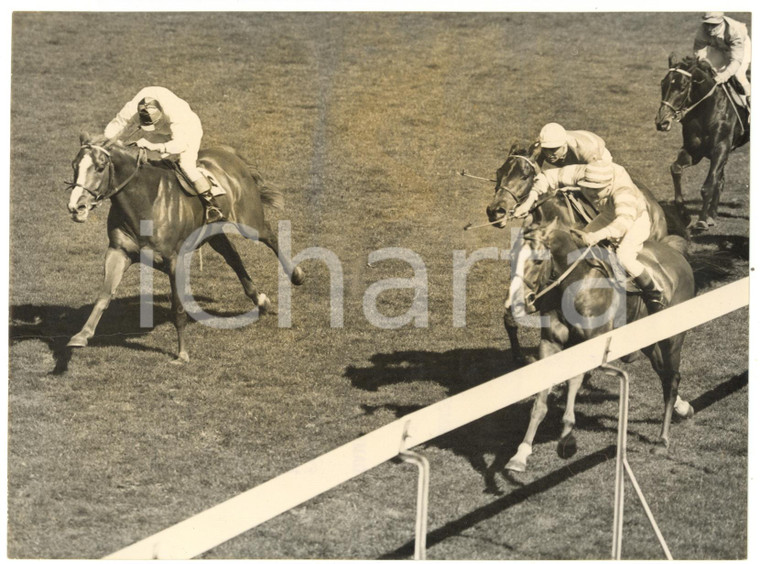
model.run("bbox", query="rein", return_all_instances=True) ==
[497,154,542,204]
[531,244,594,302]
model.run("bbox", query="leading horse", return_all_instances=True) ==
[655,54,750,231]
[66,134,305,363]
[504,219,695,472]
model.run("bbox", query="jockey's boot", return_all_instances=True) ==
[192,176,225,223]
[634,270,667,314]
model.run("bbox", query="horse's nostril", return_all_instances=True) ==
[526,292,536,306]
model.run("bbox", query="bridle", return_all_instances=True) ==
[660,65,717,122]
[66,143,146,201]
[496,154,542,204]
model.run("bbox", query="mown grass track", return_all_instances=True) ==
[9,12,750,559]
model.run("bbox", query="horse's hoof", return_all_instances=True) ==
[505,458,527,473]
[558,433,578,459]
[651,440,670,456]
[67,335,88,347]
[171,352,190,365]
[291,267,306,286]
[706,217,717,227]
[692,220,709,231]
[257,293,272,314]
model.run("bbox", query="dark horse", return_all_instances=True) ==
[485,143,669,364]
[655,54,750,231]
[66,134,305,363]
[504,219,695,472]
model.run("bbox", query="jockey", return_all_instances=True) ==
[513,160,667,314]
[104,86,225,223]
[535,123,613,170]
[694,12,751,107]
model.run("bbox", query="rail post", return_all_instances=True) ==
[399,421,430,560]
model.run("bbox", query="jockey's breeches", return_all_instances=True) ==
[175,116,204,182]
[588,211,652,277]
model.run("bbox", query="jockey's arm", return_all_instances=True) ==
[104,88,152,140]
[717,33,746,82]
[513,165,584,218]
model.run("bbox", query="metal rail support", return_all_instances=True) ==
[399,422,430,560]
[601,338,673,560]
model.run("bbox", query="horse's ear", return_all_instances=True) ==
[80,132,92,145]
[507,141,520,156]
[528,141,542,160]
[543,217,560,235]
[668,52,679,68]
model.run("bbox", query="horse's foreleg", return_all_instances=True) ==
[503,307,527,366]
[506,339,564,472]
[207,234,271,313]
[169,260,190,364]
[68,247,132,347]
[557,374,584,459]
[671,148,698,208]
[258,223,306,286]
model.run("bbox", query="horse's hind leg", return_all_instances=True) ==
[646,336,692,455]
[206,234,271,313]
[68,247,132,347]
[257,222,306,286]
[169,259,190,364]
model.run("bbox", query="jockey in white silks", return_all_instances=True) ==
[535,122,613,170]
[513,160,667,314]
[694,12,751,108]
[104,86,224,222]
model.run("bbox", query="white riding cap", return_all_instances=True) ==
[539,123,567,148]
[702,12,724,24]
[578,161,614,189]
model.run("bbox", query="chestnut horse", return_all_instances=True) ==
[66,134,305,362]
[504,220,695,472]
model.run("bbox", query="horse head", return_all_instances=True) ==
[656,53,717,131]
[486,142,542,228]
[507,218,561,315]
[67,134,141,223]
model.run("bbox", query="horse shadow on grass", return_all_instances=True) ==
[344,348,620,496]
[9,294,225,375]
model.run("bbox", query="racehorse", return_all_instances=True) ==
[504,219,695,472]
[485,143,669,364]
[66,133,305,363]
[655,53,750,231]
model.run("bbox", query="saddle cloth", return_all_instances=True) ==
[159,159,226,197]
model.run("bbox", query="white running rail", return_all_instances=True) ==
[105,277,750,559]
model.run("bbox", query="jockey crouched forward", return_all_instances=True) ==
[513,160,667,314]
[104,86,225,223]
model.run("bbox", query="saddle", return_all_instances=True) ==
[152,158,226,197]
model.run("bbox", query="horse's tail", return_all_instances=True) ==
[667,236,736,291]
[219,144,285,212]
[661,234,690,257]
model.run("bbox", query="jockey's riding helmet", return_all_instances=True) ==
[539,123,567,148]
[702,12,724,25]
[578,161,614,190]
[138,97,163,131]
